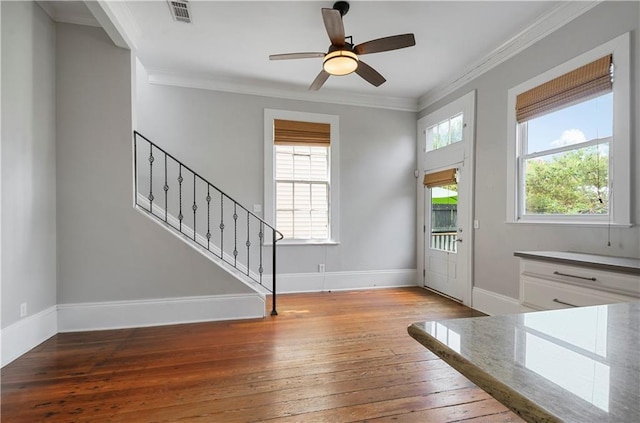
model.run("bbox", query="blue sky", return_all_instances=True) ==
[527,93,613,154]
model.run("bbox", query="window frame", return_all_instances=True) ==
[506,33,631,226]
[264,109,340,245]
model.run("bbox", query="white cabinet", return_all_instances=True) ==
[516,253,639,312]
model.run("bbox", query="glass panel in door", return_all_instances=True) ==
[430,182,458,253]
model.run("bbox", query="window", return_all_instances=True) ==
[264,110,340,244]
[519,57,613,216]
[274,120,329,239]
[419,91,475,172]
[426,113,463,152]
[424,169,459,253]
[506,33,630,225]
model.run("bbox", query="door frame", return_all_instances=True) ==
[416,91,476,306]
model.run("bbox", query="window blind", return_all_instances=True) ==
[274,119,331,147]
[516,54,613,123]
[424,169,457,188]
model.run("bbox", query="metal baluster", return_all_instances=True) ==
[206,185,211,251]
[246,212,251,277]
[192,174,197,241]
[134,135,138,207]
[220,193,224,260]
[163,153,169,223]
[148,145,154,210]
[271,228,278,316]
[178,165,183,232]
[259,222,264,284]
[233,203,238,267]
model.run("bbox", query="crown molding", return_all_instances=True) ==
[146,68,420,112]
[417,0,602,111]
[36,1,101,27]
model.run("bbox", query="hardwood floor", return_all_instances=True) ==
[1,287,523,422]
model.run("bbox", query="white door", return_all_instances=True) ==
[417,91,475,305]
[423,165,467,301]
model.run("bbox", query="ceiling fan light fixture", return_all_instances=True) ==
[269,2,415,90]
[323,50,358,76]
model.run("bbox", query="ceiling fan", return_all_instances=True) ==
[269,1,416,91]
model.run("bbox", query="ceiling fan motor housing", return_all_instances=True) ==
[333,1,350,16]
[328,43,354,53]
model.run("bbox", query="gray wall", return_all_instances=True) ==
[55,23,252,304]
[7,1,630,320]
[1,1,57,328]
[420,1,640,299]
[136,64,417,275]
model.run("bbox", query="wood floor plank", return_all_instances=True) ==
[365,398,512,422]
[453,409,523,422]
[258,387,494,423]
[1,287,523,422]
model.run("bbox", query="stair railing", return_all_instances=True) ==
[133,131,283,315]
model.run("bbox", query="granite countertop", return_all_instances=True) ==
[408,302,640,423]
[514,251,640,275]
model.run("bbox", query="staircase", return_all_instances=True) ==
[133,131,283,315]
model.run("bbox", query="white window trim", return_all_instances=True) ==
[264,109,340,245]
[506,32,631,226]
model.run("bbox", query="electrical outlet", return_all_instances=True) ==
[318,264,325,273]
[474,219,479,229]
[20,303,27,317]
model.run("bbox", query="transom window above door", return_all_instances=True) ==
[425,113,463,152]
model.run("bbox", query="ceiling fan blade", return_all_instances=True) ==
[355,61,386,87]
[322,8,345,47]
[269,52,325,61]
[309,70,330,91]
[354,34,416,55]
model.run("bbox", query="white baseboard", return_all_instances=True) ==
[472,287,520,315]
[57,293,266,332]
[265,269,418,293]
[1,305,58,367]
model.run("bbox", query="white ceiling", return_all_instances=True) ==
[41,1,594,110]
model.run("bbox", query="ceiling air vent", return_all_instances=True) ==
[168,0,191,23]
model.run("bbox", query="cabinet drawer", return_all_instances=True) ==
[521,260,640,298]
[521,276,635,311]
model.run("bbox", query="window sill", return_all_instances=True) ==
[278,240,340,246]
[505,219,632,228]
[265,240,340,247]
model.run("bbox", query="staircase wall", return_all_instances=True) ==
[136,63,419,291]
[55,22,260,313]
